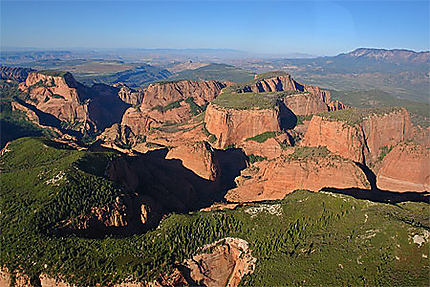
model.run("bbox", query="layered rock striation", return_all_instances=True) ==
[302,107,412,165]
[226,147,368,202]
[377,142,430,192]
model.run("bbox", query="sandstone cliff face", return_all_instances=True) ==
[120,80,225,136]
[97,123,137,150]
[302,108,412,164]
[142,80,225,108]
[113,82,144,106]
[377,142,430,192]
[240,137,284,159]
[226,153,368,202]
[204,104,283,149]
[166,141,220,181]
[152,238,256,287]
[233,73,344,115]
[18,72,92,131]
[283,93,329,116]
[59,194,158,237]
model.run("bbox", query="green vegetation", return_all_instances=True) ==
[297,114,314,125]
[245,131,278,143]
[1,140,428,287]
[51,94,65,99]
[224,144,236,150]
[248,154,267,164]
[254,71,289,82]
[169,63,254,83]
[331,89,430,127]
[184,97,206,116]
[202,124,217,144]
[212,91,280,110]
[152,99,183,113]
[0,82,55,148]
[378,145,394,162]
[318,107,403,126]
[288,146,330,160]
[37,70,68,77]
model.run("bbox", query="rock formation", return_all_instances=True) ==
[302,107,412,164]
[166,141,220,181]
[120,80,226,136]
[204,103,285,149]
[0,66,34,82]
[231,72,345,115]
[113,82,144,106]
[18,71,93,132]
[152,237,256,287]
[17,71,131,134]
[377,142,430,192]
[226,148,368,202]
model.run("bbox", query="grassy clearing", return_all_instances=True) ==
[212,92,280,110]
[318,107,403,126]
[248,154,267,164]
[288,146,330,160]
[152,99,183,113]
[245,131,278,143]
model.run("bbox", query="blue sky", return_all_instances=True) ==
[1,0,429,56]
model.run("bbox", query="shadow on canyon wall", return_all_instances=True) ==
[59,146,248,238]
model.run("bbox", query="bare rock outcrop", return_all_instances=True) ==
[377,142,430,192]
[152,238,256,287]
[18,71,93,131]
[113,82,144,106]
[204,104,284,149]
[302,108,412,164]
[120,80,225,136]
[166,141,220,181]
[142,80,225,108]
[233,72,345,115]
[226,149,368,202]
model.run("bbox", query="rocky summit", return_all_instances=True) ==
[1,67,428,287]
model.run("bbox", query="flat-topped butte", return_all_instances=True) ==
[212,90,300,110]
[318,106,404,126]
[35,70,69,77]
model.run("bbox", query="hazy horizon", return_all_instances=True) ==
[1,0,429,56]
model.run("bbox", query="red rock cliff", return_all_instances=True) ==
[302,108,412,164]
[18,71,92,131]
[204,103,283,149]
[226,150,368,202]
[377,142,430,192]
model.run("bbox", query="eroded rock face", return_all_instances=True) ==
[302,108,412,164]
[120,80,226,136]
[377,142,430,192]
[113,82,144,106]
[97,123,138,150]
[226,153,368,202]
[240,137,283,159]
[18,72,93,131]
[0,66,34,82]
[142,80,225,108]
[234,73,345,115]
[152,238,256,287]
[204,104,283,149]
[166,141,220,181]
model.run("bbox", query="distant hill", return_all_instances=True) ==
[243,48,430,105]
[340,48,429,64]
[169,63,255,83]
[0,66,34,82]
[76,64,172,87]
